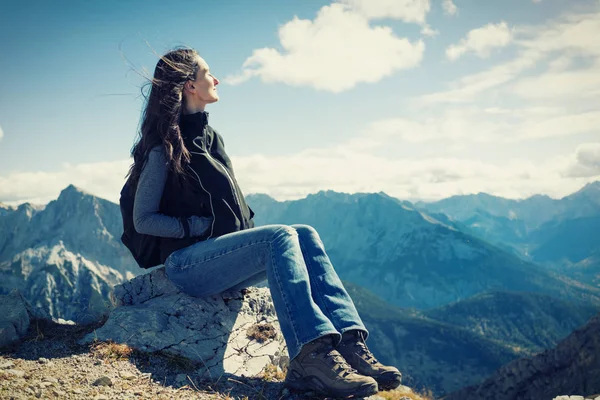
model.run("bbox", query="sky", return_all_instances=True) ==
[0,0,599,205]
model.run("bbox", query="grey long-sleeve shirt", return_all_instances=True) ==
[133,146,213,238]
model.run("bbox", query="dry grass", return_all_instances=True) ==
[377,387,435,400]
[89,340,133,361]
[246,323,278,343]
[155,351,198,371]
[257,363,286,382]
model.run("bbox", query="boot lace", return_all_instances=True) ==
[325,349,358,377]
[354,341,379,365]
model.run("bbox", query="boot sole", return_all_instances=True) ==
[285,376,378,398]
[374,371,402,391]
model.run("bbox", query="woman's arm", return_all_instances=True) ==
[133,146,211,238]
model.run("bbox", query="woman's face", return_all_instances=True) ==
[185,56,220,105]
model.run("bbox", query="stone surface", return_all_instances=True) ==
[0,290,31,348]
[0,361,15,369]
[92,376,113,386]
[81,268,288,380]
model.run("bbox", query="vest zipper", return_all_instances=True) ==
[185,165,216,239]
[192,136,242,208]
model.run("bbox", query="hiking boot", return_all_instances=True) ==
[284,334,379,398]
[336,330,402,391]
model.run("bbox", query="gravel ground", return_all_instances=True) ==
[0,318,418,400]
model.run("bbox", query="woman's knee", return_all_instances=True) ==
[290,224,319,238]
[264,224,297,242]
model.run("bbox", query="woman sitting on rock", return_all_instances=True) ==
[126,46,402,398]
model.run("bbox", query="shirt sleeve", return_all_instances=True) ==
[133,146,212,238]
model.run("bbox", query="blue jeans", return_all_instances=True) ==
[164,224,369,361]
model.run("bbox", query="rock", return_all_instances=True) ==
[92,376,113,386]
[5,369,25,378]
[37,357,49,364]
[0,290,30,348]
[81,268,288,380]
[42,377,58,384]
[119,371,137,380]
[0,360,15,369]
[72,389,84,394]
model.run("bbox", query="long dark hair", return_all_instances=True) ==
[126,47,201,187]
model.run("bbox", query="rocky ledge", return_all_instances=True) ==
[80,267,289,381]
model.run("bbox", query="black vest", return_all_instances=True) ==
[158,111,255,263]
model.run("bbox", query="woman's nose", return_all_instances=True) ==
[214,76,220,86]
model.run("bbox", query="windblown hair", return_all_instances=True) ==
[126,47,201,187]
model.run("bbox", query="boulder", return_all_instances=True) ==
[81,268,288,380]
[0,290,31,348]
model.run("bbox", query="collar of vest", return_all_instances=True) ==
[180,111,209,137]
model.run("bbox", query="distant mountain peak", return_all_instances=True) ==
[60,184,89,196]
[245,193,277,202]
[563,179,600,202]
[581,180,600,192]
[55,184,96,205]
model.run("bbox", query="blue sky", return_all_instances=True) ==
[0,0,599,204]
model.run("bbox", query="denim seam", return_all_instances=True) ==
[298,237,335,322]
[268,240,301,349]
[338,325,369,342]
[170,239,272,271]
[292,330,342,360]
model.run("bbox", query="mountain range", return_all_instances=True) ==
[246,186,600,310]
[0,185,139,323]
[343,281,598,395]
[416,181,600,287]
[443,310,600,400]
[2,182,599,396]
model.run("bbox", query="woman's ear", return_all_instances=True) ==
[184,81,195,93]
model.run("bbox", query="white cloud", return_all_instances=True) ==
[340,0,431,24]
[446,21,513,61]
[363,108,510,144]
[511,64,600,100]
[516,12,600,57]
[0,159,131,205]
[225,3,424,93]
[229,145,599,202]
[0,125,3,141]
[361,105,599,145]
[423,5,600,104]
[420,24,439,37]
[420,52,541,103]
[442,0,458,16]
[563,143,600,178]
[2,139,597,205]
[517,111,600,139]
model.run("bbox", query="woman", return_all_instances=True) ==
[127,47,402,398]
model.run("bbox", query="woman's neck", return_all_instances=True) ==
[182,102,206,115]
